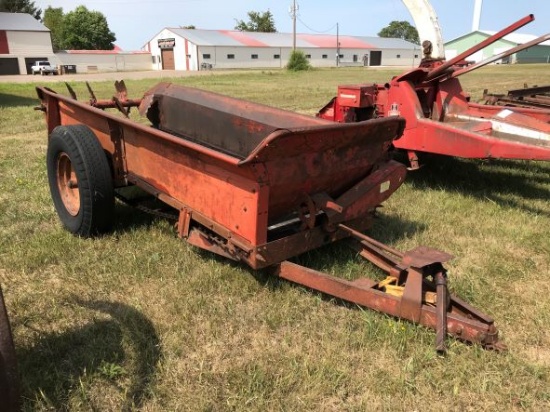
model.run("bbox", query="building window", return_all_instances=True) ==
[339,54,344,59]
[227,54,235,59]
[396,54,401,58]
[152,56,156,63]
[203,54,211,59]
[322,54,328,59]
[414,54,419,58]
[305,54,311,59]
[353,54,358,62]
[273,54,280,59]
[251,54,258,59]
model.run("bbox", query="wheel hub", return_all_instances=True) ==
[56,152,80,216]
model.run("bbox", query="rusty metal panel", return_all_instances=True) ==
[140,83,406,224]
[37,85,406,251]
[484,85,550,110]
[275,260,503,350]
[140,83,329,159]
[122,129,267,244]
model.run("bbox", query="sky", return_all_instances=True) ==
[33,0,550,51]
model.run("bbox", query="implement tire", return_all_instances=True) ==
[0,285,18,412]
[47,125,114,237]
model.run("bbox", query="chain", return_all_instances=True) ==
[114,192,178,221]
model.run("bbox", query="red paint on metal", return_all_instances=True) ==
[219,30,269,47]
[298,34,374,49]
[468,102,550,123]
[65,49,148,54]
[184,38,190,71]
[0,31,9,54]
[317,30,550,165]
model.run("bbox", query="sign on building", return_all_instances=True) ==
[158,38,175,49]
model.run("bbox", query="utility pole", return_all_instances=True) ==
[336,22,339,67]
[290,0,298,51]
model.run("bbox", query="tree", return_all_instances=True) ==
[62,6,116,50]
[235,10,276,32]
[0,0,41,20]
[378,21,419,44]
[42,6,64,50]
[286,50,311,71]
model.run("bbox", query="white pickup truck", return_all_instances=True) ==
[31,61,58,75]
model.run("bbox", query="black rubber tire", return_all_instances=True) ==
[0,285,19,412]
[47,125,114,237]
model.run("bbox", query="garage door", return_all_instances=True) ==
[0,58,19,75]
[369,51,382,66]
[25,57,48,74]
[161,49,175,70]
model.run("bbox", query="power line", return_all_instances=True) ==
[297,16,337,34]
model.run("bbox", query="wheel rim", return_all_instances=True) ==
[56,152,80,216]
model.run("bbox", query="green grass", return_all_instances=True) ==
[1,65,550,410]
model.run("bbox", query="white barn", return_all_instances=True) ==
[143,28,420,71]
[0,12,56,75]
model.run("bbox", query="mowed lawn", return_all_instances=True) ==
[1,65,549,411]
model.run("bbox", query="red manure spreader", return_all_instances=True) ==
[32,80,505,356]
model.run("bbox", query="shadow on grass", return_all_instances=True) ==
[0,92,38,108]
[17,300,161,411]
[407,153,550,215]
[112,199,177,235]
[113,202,157,232]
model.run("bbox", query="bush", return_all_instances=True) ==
[286,50,311,71]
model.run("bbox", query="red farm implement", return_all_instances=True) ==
[318,15,550,169]
[33,80,505,355]
[483,84,550,110]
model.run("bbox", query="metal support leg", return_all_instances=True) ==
[435,272,448,353]
[274,224,506,351]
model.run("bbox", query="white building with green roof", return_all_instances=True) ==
[444,30,550,64]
